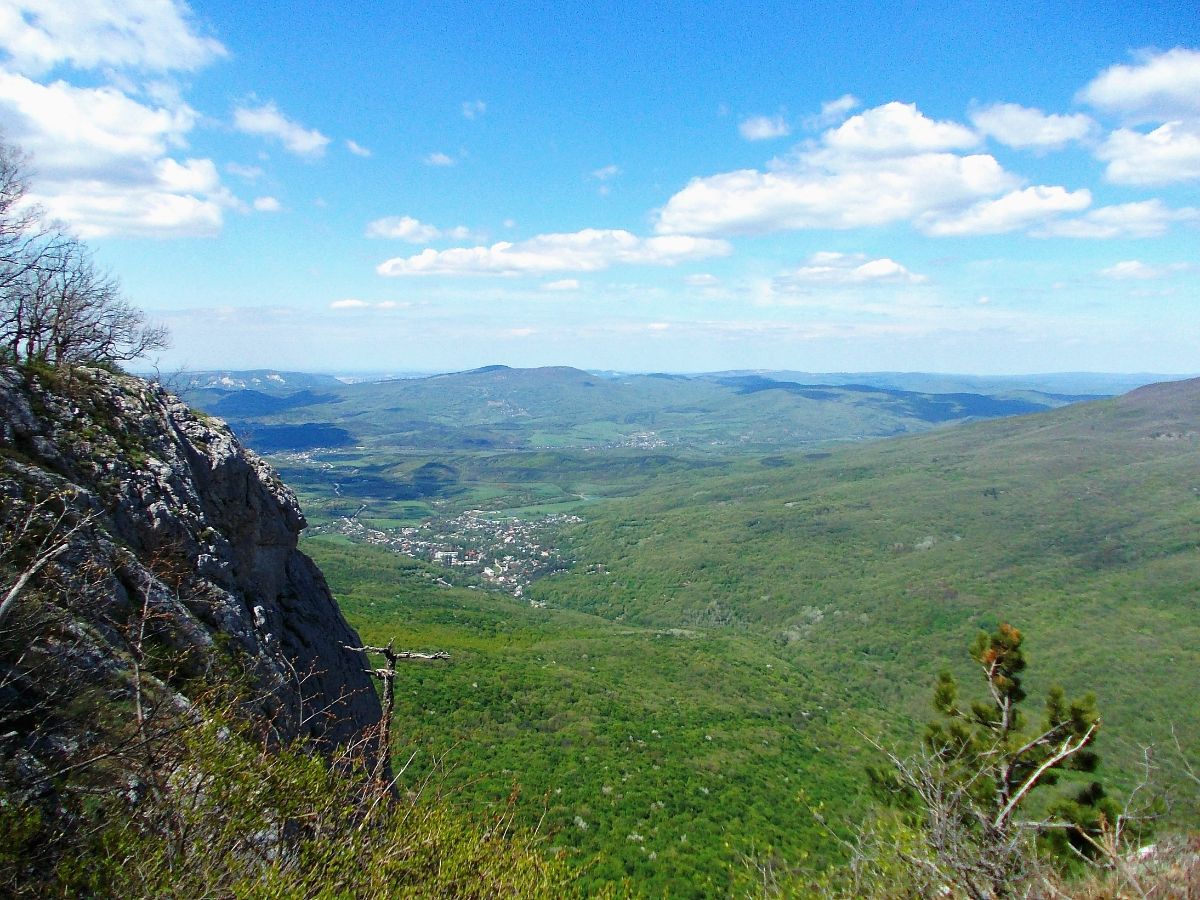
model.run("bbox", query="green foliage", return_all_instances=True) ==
[44,718,580,899]
[183,366,1079,459]
[848,627,1113,898]
[923,625,1103,849]
[308,537,867,897]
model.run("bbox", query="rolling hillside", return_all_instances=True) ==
[298,377,1198,892]
[531,378,1200,766]
[183,365,1100,453]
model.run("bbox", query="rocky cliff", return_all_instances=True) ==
[0,365,381,771]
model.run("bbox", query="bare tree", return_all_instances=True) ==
[0,136,168,367]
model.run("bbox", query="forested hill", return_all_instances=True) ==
[529,376,1200,782]
[179,365,1122,453]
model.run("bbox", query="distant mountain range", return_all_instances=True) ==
[177,365,1183,454]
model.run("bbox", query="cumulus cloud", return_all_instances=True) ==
[1079,47,1200,122]
[1075,49,1200,187]
[0,71,195,172]
[252,195,281,212]
[653,100,1100,238]
[542,279,580,291]
[592,164,620,180]
[1033,199,1199,239]
[0,71,231,236]
[920,185,1092,236]
[233,101,330,157]
[0,0,226,75]
[1096,121,1200,185]
[345,138,371,157]
[424,151,455,167]
[376,229,731,276]
[462,99,486,119]
[35,181,226,238]
[970,102,1096,150]
[656,153,1016,235]
[785,251,927,284]
[739,114,790,141]
[365,215,476,243]
[330,299,370,309]
[822,101,978,156]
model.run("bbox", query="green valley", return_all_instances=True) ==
[184,368,1200,893]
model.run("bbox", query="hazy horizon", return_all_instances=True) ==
[163,363,1198,382]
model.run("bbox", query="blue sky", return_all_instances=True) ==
[0,1,1196,374]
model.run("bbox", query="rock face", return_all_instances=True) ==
[0,365,381,753]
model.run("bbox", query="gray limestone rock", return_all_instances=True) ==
[0,365,381,753]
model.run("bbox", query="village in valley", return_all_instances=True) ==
[310,509,582,601]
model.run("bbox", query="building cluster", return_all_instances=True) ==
[313,510,581,598]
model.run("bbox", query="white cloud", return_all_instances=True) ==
[786,251,927,284]
[656,101,1022,236]
[462,99,486,119]
[0,71,231,236]
[1100,260,1160,280]
[1079,47,1200,122]
[592,164,620,180]
[1033,200,1199,239]
[376,228,731,276]
[233,101,329,157]
[1099,260,1192,279]
[424,151,455,167]
[0,71,195,172]
[366,215,441,242]
[657,153,1016,235]
[252,195,281,212]
[153,156,217,192]
[225,161,263,180]
[34,178,226,238]
[654,100,1116,239]
[685,273,719,286]
[0,0,226,75]
[822,102,979,156]
[970,102,1096,150]
[543,279,580,291]
[806,94,859,129]
[365,215,476,243]
[920,185,1092,236]
[739,114,790,141]
[345,138,371,157]
[328,298,412,311]
[1097,121,1200,185]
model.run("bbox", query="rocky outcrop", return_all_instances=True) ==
[0,365,381,756]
